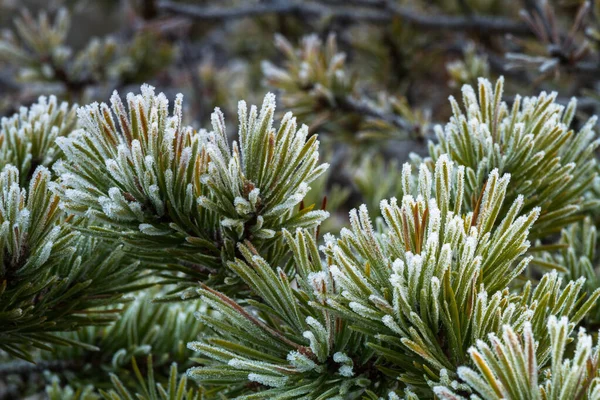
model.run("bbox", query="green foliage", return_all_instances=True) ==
[187,229,389,399]
[40,291,205,371]
[262,34,429,145]
[434,317,600,399]
[262,34,355,131]
[42,76,600,398]
[321,156,598,396]
[1,73,597,399]
[0,164,142,360]
[428,77,599,239]
[100,356,203,400]
[184,155,600,398]
[199,92,328,244]
[0,8,174,99]
[0,93,147,361]
[3,290,205,397]
[559,219,600,320]
[446,43,490,88]
[54,86,328,293]
[46,355,203,400]
[352,155,404,213]
[0,94,77,181]
[4,1,600,398]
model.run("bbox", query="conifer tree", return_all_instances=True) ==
[2,3,600,398]
[2,74,600,400]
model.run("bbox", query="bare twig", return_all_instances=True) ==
[158,1,532,36]
[385,3,530,35]
[338,96,421,136]
[158,1,389,22]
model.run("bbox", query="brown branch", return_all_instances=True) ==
[337,96,420,136]
[385,3,530,35]
[200,283,307,353]
[337,95,438,142]
[157,1,532,36]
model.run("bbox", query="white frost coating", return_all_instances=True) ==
[333,352,354,377]
[338,365,353,377]
[382,315,403,335]
[247,373,288,388]
[307,271,328,295]
[388,392,401,400]
[332,352,350,363]
[287,350,318,372]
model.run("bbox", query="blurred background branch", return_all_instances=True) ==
[158,0,532,35]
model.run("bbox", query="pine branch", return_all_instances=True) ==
[429,77,600,239]
[199,283,306,352]
[435,317,600,399]
[55,86,328,295]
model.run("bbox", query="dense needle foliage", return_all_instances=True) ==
[2,1,600,400]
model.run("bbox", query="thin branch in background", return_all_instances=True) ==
[384,2,530,34]
[338,95,431,139]
[158,0,533,36]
